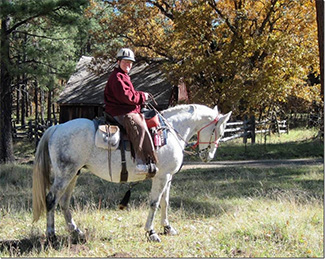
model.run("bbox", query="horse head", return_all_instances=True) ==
[197,106,232,162]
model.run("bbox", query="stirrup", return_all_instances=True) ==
[147,163,158,177]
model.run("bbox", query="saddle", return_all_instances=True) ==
[99,110,167,151]
[93,110,168,182]
[95,124,120,150]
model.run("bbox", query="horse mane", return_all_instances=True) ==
[162,104,195,117]
[162,104,217,120]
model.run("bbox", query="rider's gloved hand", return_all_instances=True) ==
[144,92,149,101]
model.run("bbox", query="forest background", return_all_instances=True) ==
[0,0,323,163]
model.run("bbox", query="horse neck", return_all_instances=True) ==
[164,105,216,143]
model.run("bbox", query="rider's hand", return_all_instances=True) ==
[144,92,149,101]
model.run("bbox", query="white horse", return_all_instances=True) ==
[32,104,231,242]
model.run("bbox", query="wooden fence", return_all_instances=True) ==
[12,115,288,146]
[12,119,58,146]
[220,115,288,144]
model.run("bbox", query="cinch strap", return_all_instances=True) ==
[119,132,128,183]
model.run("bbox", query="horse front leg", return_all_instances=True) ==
[160,176,178,236]
[145,175,171,242]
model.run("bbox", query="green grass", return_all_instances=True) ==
[185,128,324,161]
[13,138,35,164]
[0,163,323,257]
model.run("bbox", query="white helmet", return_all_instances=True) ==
[116,48,135,62]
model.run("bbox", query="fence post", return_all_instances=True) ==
[250,115,255,144]
[285,120,288,134]
[243,115,248,145]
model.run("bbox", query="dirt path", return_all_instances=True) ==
[182,158,323,170]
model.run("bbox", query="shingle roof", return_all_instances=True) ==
[57,56,173,109]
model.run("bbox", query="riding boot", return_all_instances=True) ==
[123,113,159,176]
[135,159,159,175]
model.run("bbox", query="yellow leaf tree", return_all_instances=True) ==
[87,0,321,118]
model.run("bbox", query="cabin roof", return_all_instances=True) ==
[57,56,173,109]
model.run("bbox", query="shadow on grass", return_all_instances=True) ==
[0,234,89,257]
[0,237,42,256]
[0,164,323,218]
[168,165,323,217]
[74,164,323,218]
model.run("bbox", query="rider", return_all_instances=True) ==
[104,48,158,175]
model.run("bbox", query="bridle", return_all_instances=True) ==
[190,116,220,151]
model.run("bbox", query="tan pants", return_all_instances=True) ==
[114,113,158,164]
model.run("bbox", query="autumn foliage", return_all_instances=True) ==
[86,0,321,118]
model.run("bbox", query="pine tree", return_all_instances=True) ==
[0,0,88,163]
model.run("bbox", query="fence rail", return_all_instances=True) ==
[12,119,58,145]
[12,116,288,146]
[221,115,288,144]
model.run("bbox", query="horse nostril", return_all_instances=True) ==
[199,153,208,162]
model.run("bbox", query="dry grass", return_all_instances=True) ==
[0,163,323,257]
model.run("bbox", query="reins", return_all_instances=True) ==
[146,95,190,148]
[106,124,113,181]
[146,95,220,156]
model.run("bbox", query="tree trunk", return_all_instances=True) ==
[52,104,57,121]
[28,90,32,116]
[315,0,324,138]
[315,0,324,99]
[15,50,21,124]
[0,14,15,163]
[40,88,45,123]
[47,89,52,121]
[21,32,28,127]
[21,76,27,128]
[34,81,39,123]
[16,79,21,123]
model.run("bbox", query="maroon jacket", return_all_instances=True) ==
[104,67,146,116]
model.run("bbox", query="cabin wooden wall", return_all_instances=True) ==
[59,105,104,123]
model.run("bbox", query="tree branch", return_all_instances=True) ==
[146,0,174,20]
[121,33,174,61]
[257,0,278,35]
[13,30,72,41]
[207,0,238,37]
[6,5,65,35]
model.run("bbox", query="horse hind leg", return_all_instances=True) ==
[59,175,86,243]
[45,168,80,240]
[46,191,56,242]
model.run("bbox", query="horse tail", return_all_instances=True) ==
[32,125,57,222]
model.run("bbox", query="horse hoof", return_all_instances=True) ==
[146,230,161,242]
[71,229,87,244]
[46,233,58,245]
[164,225,178,236]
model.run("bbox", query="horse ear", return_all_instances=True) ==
[218,111,232,125]
[213,105,218,112]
